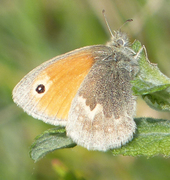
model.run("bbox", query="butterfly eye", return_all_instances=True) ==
[117,39,124,46]
[36,84,45,94]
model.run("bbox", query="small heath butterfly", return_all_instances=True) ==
[13,12,142,151]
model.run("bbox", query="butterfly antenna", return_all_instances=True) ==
[119,19,133,31]
[102,10,114,38]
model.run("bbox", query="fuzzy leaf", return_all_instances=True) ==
[112,117,170,157]
[131,41,170,111]
[30,127,76,161]
[30,118,170,161]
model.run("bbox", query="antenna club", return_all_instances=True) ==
[102,9,105,14]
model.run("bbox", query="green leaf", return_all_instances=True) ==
[30,127,76,162]
[131,41,170,111]
[112,117,170,157]
[142,87,170,111]
[30,118,170,161]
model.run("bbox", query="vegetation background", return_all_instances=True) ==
[1,0,170,179]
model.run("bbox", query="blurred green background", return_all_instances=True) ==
[1,0,170,179]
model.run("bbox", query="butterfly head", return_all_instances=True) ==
[102,10,132,49]
[106,30,130,48]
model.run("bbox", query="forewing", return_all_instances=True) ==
[13,45,110,126]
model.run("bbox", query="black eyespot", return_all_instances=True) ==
[36,84,45,94]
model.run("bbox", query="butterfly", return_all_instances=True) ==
[13,14,143,151]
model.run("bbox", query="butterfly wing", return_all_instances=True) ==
[13,45,111,126]
[66,51,138,151]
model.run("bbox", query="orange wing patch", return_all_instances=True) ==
[34,50,95,120]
